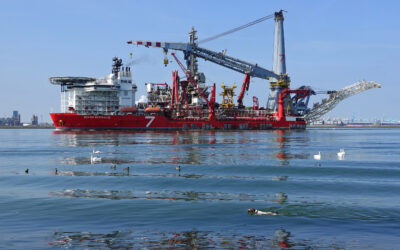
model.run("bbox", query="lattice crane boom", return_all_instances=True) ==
[127,40,284,81]
[304,80,382,123]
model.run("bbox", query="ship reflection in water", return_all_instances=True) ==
[272,129,311,165]
[47,130,328,249]
[49,188,284,203]
[49,228,340,249]
[52,129,311,166]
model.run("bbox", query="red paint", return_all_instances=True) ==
[253,96,259,110]
[120,107,137,112]
[237,74,250,108]
[278,88,311,122]
[50,113,306,130]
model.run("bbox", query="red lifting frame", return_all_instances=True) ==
[277,88,311,121]
[237,74,250,108]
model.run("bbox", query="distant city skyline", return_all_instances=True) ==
[1,0,399,122]
[0,110,43,125]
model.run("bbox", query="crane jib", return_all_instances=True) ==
[127,40,280,80]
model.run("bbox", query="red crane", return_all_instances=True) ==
[253,96,259,110]
[277,88,311,121]
[170,53,216,120]
[237,74,250,108]
[171,70,179,107]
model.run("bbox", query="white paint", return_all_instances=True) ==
[285,116,297,121]
[337,149,345,160]
[145,116,155,127]
[313,152,321,160]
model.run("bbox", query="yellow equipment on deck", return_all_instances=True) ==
[220,83,236,108]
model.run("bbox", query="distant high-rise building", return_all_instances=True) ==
[11,111,21,126]
[31,114,39,125]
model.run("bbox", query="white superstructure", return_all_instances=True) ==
[50,58,137,115]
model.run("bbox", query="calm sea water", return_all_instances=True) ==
[0,128,399,249]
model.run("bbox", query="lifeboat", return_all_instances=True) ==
[145,107,161,112]
[120,107,138,112]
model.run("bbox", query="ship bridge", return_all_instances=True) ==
[49,59,137,115]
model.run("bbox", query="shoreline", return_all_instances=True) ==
[1,125,399,129]
[308,124,400,128]
[0,126,55,129]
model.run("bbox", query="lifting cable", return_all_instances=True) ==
[198,13,275,44]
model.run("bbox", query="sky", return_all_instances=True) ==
[0,0,399,123]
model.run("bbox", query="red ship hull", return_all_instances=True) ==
[50,113,306,130]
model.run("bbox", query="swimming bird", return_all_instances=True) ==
[90,153,102,164]
[313,152,321,160]
[175,166,181,171]
[337,149,345,159]
[92,148,101,154]
[25,168,29,174]
[248,208,278,216]
[272,176,288,181]
[110,164,117,170]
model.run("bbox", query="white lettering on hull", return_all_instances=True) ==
[145,116,156,127]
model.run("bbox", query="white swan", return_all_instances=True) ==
[92,148,102,154]
[313,152,321,160]
[90,153,102,164]
[337,149,345,159]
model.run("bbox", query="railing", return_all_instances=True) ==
[170,108,276,120]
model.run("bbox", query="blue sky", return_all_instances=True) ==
[1,0,399,122]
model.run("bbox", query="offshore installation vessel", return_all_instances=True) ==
[49,11,380,130]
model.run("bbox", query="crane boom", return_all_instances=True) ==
[127,40,282,81]
[169,53,210,107]
[304,80,382,123]
[127,10,290,112]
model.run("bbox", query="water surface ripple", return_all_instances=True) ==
[0,128,399,249]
